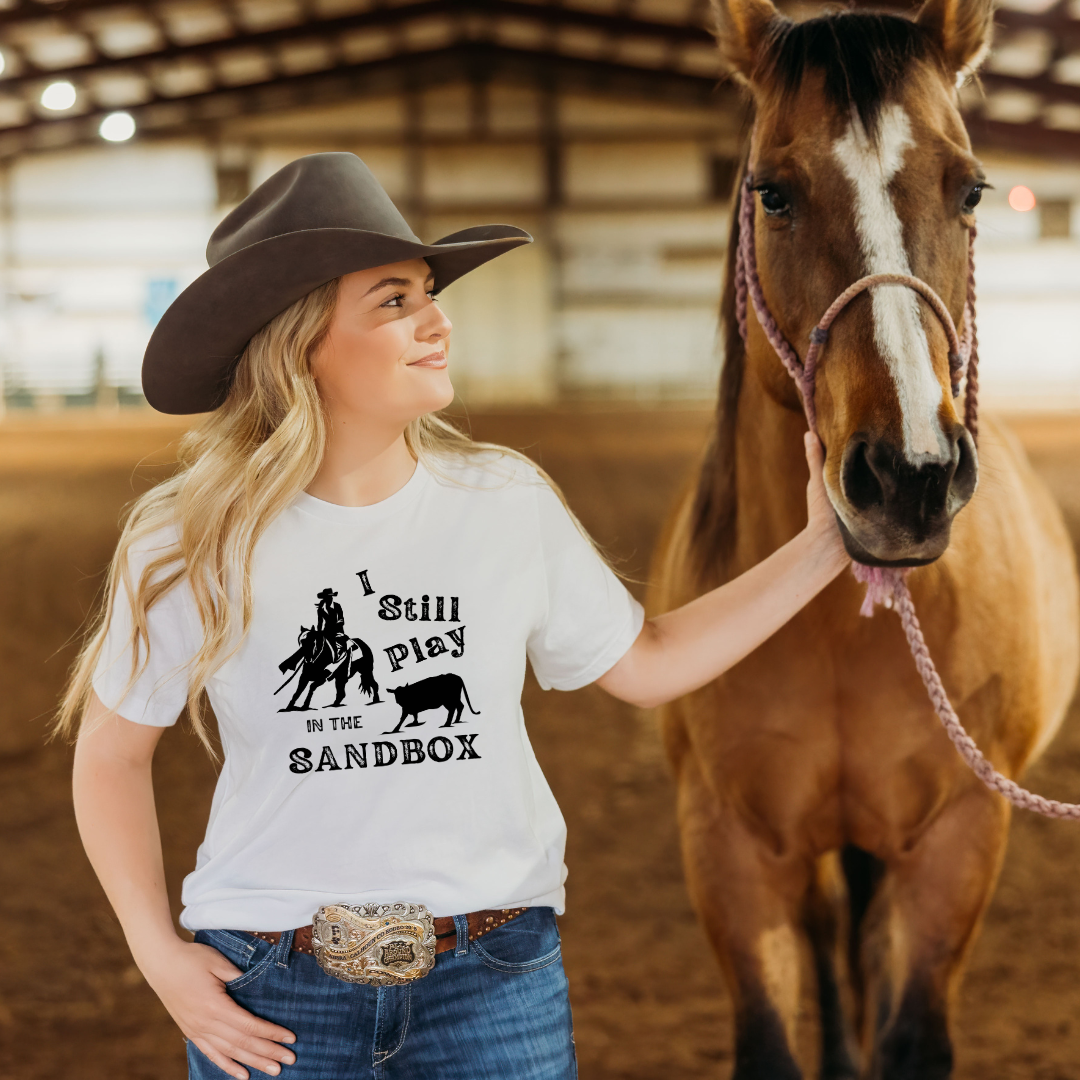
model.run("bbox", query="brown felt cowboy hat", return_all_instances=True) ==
[142,152,532,414]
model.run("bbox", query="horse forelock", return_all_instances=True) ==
[759,12,940,144]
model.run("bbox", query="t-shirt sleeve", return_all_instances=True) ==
[92,536,201,727]
[526,482,644,691]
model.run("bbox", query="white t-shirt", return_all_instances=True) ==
[93,454,644,932]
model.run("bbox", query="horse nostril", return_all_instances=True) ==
[947,426,979,514]
[842,440,885,512]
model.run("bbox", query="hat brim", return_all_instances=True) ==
[142,224,532,415]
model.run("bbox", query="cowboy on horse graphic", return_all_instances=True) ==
[276,588,381,712]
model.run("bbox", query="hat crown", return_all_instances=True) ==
[206,153,420,267]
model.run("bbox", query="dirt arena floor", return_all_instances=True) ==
[2,405,1080,1079]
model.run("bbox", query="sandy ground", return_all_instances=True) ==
[1,406,1079,1079]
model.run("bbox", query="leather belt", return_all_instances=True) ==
[248,907,528,957]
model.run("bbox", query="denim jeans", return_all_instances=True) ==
[188,906,576,1079]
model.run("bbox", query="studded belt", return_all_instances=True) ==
[246,905,528,985]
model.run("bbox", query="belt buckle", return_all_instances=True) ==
[311,902,437,985]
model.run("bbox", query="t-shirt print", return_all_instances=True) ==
[274,575,481,774]
[93,454,644,932]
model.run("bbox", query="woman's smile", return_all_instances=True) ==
[408,351,447,369]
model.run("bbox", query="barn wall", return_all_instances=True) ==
[0,83,1077,410]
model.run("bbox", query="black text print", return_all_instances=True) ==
[288,734,481,773]
[384,626,466,672]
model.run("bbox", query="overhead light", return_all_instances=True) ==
[1008,185,1037,212]
[99,111,135,142]
[41,80,76,111]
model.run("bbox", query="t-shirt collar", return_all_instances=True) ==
[293,458,431,524]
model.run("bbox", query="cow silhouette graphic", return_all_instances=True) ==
[384,674,479,733]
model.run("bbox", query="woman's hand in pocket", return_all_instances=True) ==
[139,937,296,1079]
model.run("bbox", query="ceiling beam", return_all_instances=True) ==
[0,41,737,157]
[0,3,1075,161]
[981,69,1080,107]
[0,0,721,114]
[0,4,417,92]
[970,116,1080,160]
[994,5,1080,40]
[0,0,151,30]
[0,0,714,56]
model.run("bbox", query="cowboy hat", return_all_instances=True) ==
[142,152,532,414]
[316,588,338,599]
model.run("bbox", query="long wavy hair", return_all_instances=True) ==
[56,276,583,755]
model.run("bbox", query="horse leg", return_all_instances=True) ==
[678,756,811,1080]
[301,675,322,711]
[804,852,860,1079]
[285,678,308,711]
[331,664,348,707]
[366,666,382,704]
[864,789,1009,1080]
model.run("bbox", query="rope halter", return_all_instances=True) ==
[734,174,979,439]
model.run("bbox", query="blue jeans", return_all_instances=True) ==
[188,907,577,1079]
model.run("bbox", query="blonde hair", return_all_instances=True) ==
[56,277,588,754]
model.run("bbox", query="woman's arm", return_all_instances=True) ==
[597,433,849,709]
[72,693,297,1080]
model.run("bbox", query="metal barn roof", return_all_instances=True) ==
[0,0,1076,159]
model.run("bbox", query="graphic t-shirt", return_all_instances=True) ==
[93,454,644,931]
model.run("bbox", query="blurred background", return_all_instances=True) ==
[0,0,1075,408]
[2,1,1080,1078]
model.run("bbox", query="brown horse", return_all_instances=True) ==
[651,0,1080,1076]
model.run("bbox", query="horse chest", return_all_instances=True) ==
[690,624,975,843]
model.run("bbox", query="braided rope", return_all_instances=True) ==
[804,272,965,398]
[891,575,1080,818]
[736,178,812,418]
[736,175,1079,818]
[962,230,980,441]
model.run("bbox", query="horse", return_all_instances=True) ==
[650,0,1080,1076]
[276,627,381,712]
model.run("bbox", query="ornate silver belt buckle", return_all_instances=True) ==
[311,902,437,985]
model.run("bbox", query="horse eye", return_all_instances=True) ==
[757,186,790,216]
[962,185,983,213]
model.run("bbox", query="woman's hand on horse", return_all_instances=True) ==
[803,431,848,573]
[598,433,851,709]
[139,937,296,1079]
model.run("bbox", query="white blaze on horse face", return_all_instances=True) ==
[833,104,948,463]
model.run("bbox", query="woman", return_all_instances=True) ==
[60,153,847,1080]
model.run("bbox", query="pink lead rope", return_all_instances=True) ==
[735,174,1080,819]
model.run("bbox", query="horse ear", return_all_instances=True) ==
[917,0,993,78]
[712,0,782,82]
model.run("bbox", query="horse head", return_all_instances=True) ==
[716,0,988,565]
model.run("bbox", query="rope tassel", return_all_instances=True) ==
[850,563,904,617]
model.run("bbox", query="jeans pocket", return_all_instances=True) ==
[195,929,277,990]
[472,907,563,974]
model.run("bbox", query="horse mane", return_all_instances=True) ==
[762,11,938,139]
[689,10,939,578]
[689,159,747,580]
